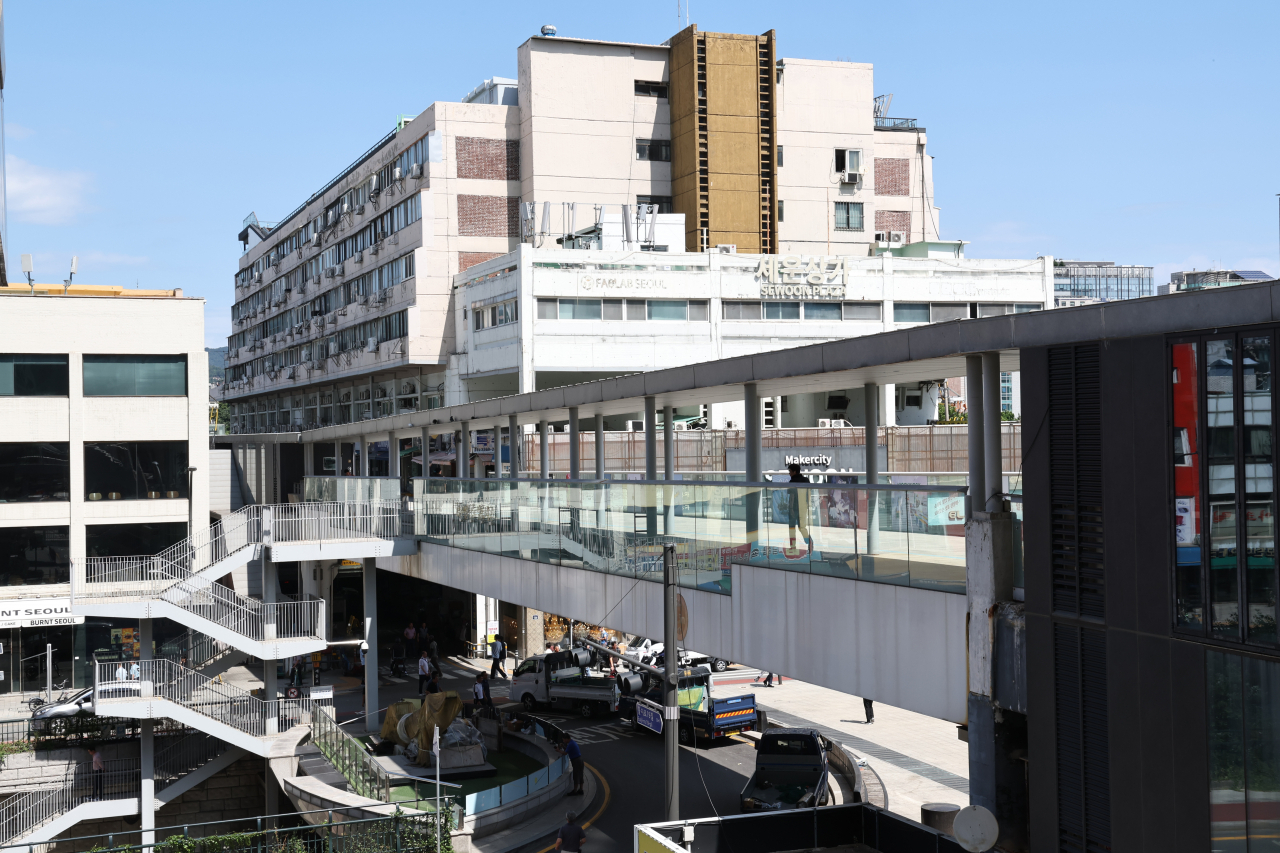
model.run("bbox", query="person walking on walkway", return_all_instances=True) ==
[786,463,811,550]
[472,673,487,715]
[863,697,875,724]
[755,671,775,687]
[424,648,440,696]
[490,635,508,679]
[424,670,441,694]
[558,733,585,795]
[556,810,587,852]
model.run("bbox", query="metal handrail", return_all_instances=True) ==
[310,704,394,802]
[158,630,234,671]
[82,504,262,587]
[95,660,317,739]
[77,572,325,645]
[0,758,139,845]
[155,729,231,788]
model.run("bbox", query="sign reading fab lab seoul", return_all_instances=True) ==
[578,274,670,292]
[756,256,849,299]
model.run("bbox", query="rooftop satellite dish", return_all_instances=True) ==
[952,805,999,852]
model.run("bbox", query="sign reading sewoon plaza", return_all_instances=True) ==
[757,256,849,300]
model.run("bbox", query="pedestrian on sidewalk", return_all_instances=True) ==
[425,670,441,694]
[490,635,508,679]
[418,650,432,694]
[555,811,587,853]
[427,633,442,678]
[404,623,417,644]
[557,734,585,795]
[87,746,104,799]
[863,697,875,724]
[755,671,775,687]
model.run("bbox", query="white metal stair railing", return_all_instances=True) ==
[95,659,315,740]
[158,629,235,671]
[74,569,325,647]
[0,758,139,846]
[155,729,232,789]
[81,504,262,587]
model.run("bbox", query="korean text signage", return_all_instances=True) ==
[757,256,849,299]
[636,698,664,734]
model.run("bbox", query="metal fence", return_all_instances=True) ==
[311,704,396,802]
[81,504,262,587]
[272,500,407,544]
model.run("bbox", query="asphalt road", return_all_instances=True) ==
[509,712,758,853]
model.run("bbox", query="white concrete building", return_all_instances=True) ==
[222,24,952,435]
[451,246,1052,429]
[0,284,207,694]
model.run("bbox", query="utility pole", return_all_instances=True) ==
[663,544,679,821]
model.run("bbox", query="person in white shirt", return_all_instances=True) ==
[129,661,140,680]
[490,636,507,679]
[115,663,128,681]
[472,674,488,715]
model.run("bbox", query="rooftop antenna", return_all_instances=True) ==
[21,254,34,295]
[63,256,78,295]
[873,94,894,118]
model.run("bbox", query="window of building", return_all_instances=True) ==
[0,526,69,586]
[764,302,801,320]
[634,80,668,99]
[777,145,784,168]
[648,300,687,321]
[894,303,931,323]
[1000,372,1013,412]
[83,355,187,396]
[778,200,784,223]
[834,149,862,173]
[834,202,864,232]
[626,300,647,321]
[1207,649,1280,849]
[558,299,603,320]
[0,355,68,396]
[803,303,842,321]
[0,443,70,502]
[536,298,557,319]
[843,302,881,321]
[931,303,969,323]
[1171,333,1277,645]
[603,299,623,321]
[723,301,762,320]
[636,139,672,162]
[636,195,674,214]
[978,303,1043,317]
[84,442,190,501]
[86,522,187,558]
[473,298,518,331]
[689,300,708,321]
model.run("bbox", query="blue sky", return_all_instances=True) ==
[5,1,1278,347]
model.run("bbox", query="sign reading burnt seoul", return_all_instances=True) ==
[756,256,849,300]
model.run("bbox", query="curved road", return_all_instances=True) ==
[510,713,757,853]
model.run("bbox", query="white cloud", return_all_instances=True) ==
[5,155,92,225]
[5,123,34,140]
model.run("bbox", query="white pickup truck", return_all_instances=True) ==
[509,650,621,718]
[630,639,732,673]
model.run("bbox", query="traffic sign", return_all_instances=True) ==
[637,698,664,734]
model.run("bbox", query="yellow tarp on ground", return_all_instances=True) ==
[404,692,464,765]
[380,699,421,743]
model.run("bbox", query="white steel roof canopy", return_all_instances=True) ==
[227,279,1278,441]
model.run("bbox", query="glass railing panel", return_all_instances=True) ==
[904,489,967,593]
[808,486,861,580]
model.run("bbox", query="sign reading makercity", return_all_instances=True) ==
[757,256,849,299]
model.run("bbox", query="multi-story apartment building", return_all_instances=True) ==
[0,284,207,693]
[222,24,950,434]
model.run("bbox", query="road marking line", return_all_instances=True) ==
[533,763,610,853]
